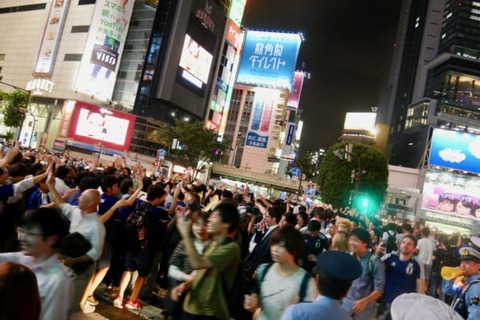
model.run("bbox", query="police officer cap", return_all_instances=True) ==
[315,251,361,281]
[458,246,480,262]
[391,293,463,320]
[470,235,480,250]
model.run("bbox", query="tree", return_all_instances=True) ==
[0,89,28,128]
[152,119,231,180]
[318,142,388,214]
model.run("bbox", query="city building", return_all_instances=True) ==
[339,112,376,146]
[0,0,244,161]
[375,0,480,233]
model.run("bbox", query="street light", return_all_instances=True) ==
[333,147,363,207]
[268,156,304,196]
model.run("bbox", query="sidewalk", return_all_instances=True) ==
[70,284,165,320]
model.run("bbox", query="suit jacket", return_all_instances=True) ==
[244,225,278,278]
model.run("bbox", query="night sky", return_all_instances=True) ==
[242,0,403,154]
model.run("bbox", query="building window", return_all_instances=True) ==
[64,54,82,61]
[71,25,89,33]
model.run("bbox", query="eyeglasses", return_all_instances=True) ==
[16,227,44,237]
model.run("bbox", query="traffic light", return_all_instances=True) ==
[353,192,377,216]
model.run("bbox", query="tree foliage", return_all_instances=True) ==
[0,89,28,128]
[152,119,231,179]
[318,142,388,213]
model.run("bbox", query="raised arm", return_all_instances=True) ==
[46,171,66,210]
[0,141,20,168]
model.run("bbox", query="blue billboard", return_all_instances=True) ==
[237,31,302,90]
[429,128,480,174]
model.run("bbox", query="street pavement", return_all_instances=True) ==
[70,285,166,320]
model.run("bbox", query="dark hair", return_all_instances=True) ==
[307,219,321,232]
[142,176,153,193]
[221,190,233,199]
[146,183,166,201]
[8,162,28,178]
[79,176,100,192]
[29,162,44,176]
[402,234,418,247]
[22,207,69,249]
[105,166,118,175]
[283,213,297,226]
[121,167,131,176]
[100,175,119,193]
[214,200,240,234]
[55,165,70,180]
[119,178,134,194]
[270,224,304,262]
[316,269,352,299]
[421,227,430,237]
[297,211,308,227]
[268,206,284,224]
[0,262,41,320]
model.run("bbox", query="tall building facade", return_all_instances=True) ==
[378,0,480,168]
[0,0,241,158]
[377,0,480,233]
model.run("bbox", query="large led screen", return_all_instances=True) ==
[178,34,213,87]
[422,169,480,220]
[237,31,302,90]
[67,102,136,151]
[429,128,480,174]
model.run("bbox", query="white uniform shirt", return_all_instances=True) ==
[62,203,106,261]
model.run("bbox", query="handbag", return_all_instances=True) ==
[59,232,93,274]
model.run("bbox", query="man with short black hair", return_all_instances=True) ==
[343,228,385,319]
[174,200,241,319]
[0,207,73,320]
[301,219,328,273]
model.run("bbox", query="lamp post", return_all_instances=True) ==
[333,148,362,207]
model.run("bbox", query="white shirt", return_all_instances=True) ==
[54,177,70,196]
[0,252,74,320]
[62,204,106,261]
[416,238,436,265]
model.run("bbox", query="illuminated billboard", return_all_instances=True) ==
[228,0,246,27]
[178,34,213,87]
[34,0,70,75]
[74,0,135,101]
[67,102,136,151]
[428,128,480,174]
[237,31,302,90]
[344,113,377,132]
[421,169,480,220]
[287,71,305,109]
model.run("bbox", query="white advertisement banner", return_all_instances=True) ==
[34,0,71,75]
[75,0,135,100]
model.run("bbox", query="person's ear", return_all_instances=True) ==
[46,234,59,247]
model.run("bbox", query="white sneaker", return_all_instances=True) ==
[113,296,124,309]
[81,303,95,314]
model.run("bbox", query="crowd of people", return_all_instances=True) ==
[0,143,478,319]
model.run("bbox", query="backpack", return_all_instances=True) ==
[258,263,311,303]
[125,201,150,252]
[385,231,397,253]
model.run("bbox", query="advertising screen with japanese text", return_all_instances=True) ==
[74,0,135,100]
[236,31,302,90]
